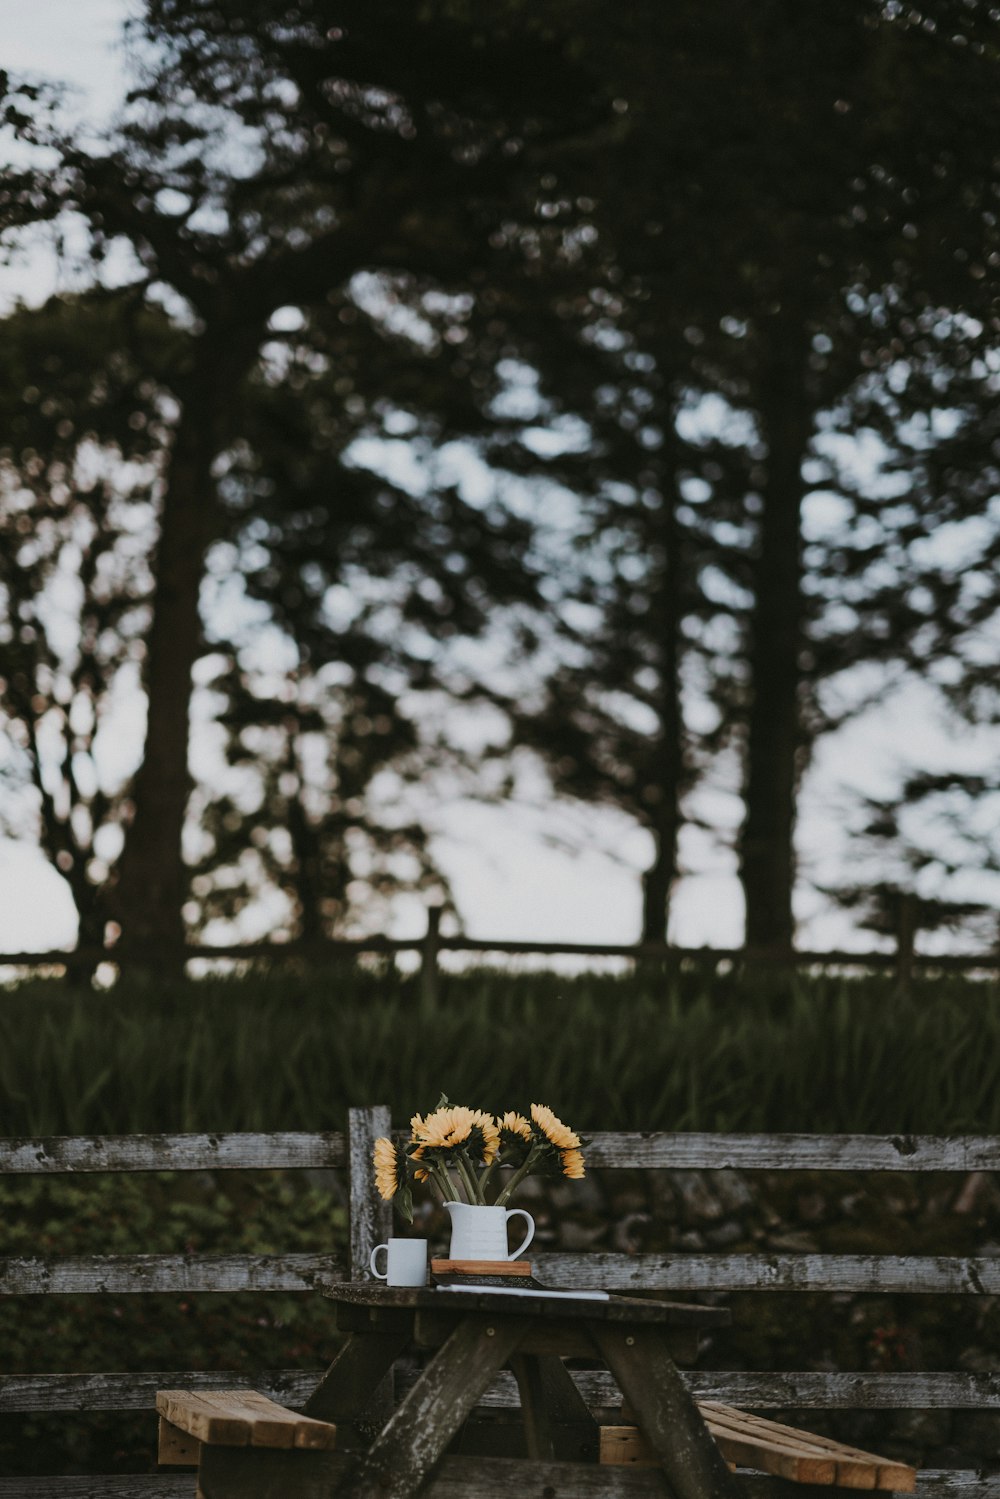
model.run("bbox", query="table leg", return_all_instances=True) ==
[340,1314,529,1499]
[303,1327,410,1443]
[509,1353,556,1460]
[510,1352,600,1463]
[591,1324,745,1499]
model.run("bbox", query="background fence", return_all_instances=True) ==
[2,897,998,1000]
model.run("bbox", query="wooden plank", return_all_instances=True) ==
[8,1366,1000,1416]
[581,1133,1000,1172]
[431,1259,533,1277]
[156,1390,253,1445]
[0,1481,195,1498]
[302,1326,411,1430]
[699,1404,916,1491]
[591,1324,745,1499]
[156,1389,334,1450]
[698,1415,842,1486]
[6,1247,996,1296]
[0,1370,320,1413]
[325,1281,728,1325]
[681,1371,1000,1410]
[0,1465,996,1499]
[0,1252,345,1294]
[158,1415,200,1465]
[344,1315,531,1499]
[0,1132,347,1175]
[535,1252,1000,1294]
[2,1130,997,1178]
[349,1106,392,1283]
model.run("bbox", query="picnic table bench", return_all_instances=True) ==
[2,1107,1000,1496]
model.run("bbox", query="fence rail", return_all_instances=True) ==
[1,913,997,996]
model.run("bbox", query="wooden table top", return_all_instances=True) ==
[322,1281,730,1327]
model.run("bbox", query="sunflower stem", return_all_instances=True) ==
[494,1146,541,1207]
[456,1152,482,1204]
[478,1158,499,1203]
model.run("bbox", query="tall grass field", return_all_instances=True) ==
[3,963,999,1135]
[4,964,1000,1477]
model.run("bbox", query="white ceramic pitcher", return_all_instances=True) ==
[444,1201,534,1262]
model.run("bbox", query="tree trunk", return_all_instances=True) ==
[641,472,685,945]
[739,323,811,951]
[115,390,221,971]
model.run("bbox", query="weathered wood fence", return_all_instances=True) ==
[4,1111,1000,1494]
[2,897,997,998]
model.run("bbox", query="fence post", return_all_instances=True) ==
[348,1105,392,1282]
[896,894,916,998]
[420,904,442,1014]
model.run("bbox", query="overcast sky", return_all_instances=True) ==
[1,1,995,961]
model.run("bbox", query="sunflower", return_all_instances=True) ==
[560,1148,586,1180]
[530,1103,581,1151]
[498,1111,531,1142]
[373,1136,407,1201]
[411,1105,499,1165]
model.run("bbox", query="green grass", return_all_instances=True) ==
[2,963,999,1135]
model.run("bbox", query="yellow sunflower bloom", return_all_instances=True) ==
[497,1111,531,1141]
[470,1109,500,1164]
[373,1136,404,1200]
[561,1148,586,1180]
[530,1103,581,1151]
[414,1106,472,1148]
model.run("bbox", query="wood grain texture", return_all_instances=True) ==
[348,1106,392,1282]
[0,1132,346,1174]
[6,1130,997,1177]
[591,1324,745,1499]
[2,1465,998,1499]
[8,1366,1000,1416]
[0,1252,345,1294]
[156,1416,200,1466]
[345,1315,530,1499]
[0,1482,196,1497]
[581,1133,1000,1172]
[155,1389,334,1449]
[6,1248,994,1296]
[0,1370,320,1413]
[535,1251,1000,1294]
[699,1404,916,1491]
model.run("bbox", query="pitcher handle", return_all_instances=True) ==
[504,1208,535,1260]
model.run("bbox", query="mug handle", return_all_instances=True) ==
[369,1243,389,1280]
[504,1208,535,1260]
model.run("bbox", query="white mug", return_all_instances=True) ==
[369,1237,428,1287]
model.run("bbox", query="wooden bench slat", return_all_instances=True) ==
[0,1132,347,1174]
[608,1406,917,1490]
[699,1405,917,1491]
[155,1389,335,1449]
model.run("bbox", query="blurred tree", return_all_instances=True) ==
[485,0,1000,947]
[0,0,605,964]
[0,292,173,970]
[825,772,1000,950]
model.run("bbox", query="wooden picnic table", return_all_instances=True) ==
[194,1280,741,1499]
